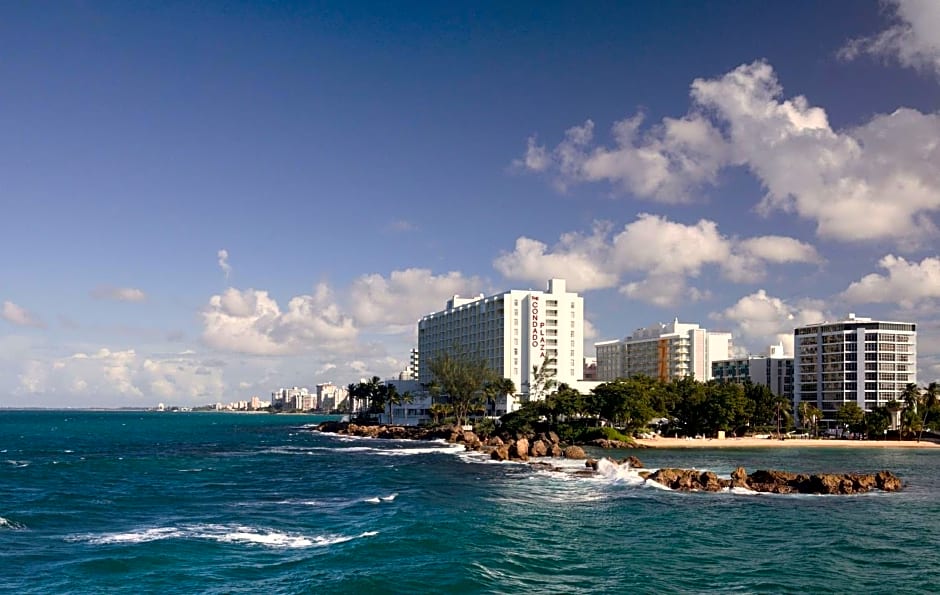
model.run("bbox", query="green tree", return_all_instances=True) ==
[590,377,658,432]
[797,401,823,437]
[385,387,414,425]
[703,381,749,435]
[426,352,498,427]
[864,406,890,438]
[919,382,940,441]
[483,377,516,416]
[837,402,866,438]
[666,376,709,437]
[529,355,558,402]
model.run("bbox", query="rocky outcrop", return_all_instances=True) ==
[564,445,587,460]
[642,466,903,494]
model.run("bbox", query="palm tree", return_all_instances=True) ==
[797,401,822,438]
[918,382,939,442]
[385,388,414,425]
[900,383,922,439]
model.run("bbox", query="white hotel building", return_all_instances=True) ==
[794,314,917,425]
[595,319,732,382]
[417,279,590,401]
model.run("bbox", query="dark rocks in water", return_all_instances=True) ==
[644,466,903,494]
[623,455,644,469]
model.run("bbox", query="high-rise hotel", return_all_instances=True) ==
[417,279,586,399]
[794,314,917,424]
[595,319,732,382]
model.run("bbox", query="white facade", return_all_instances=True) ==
[595,318,732,382]
[711,343,794,399]
[417,279,587,400]
[794,314,917,424]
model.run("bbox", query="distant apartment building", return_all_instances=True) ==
[271,387,315,410]
[315,383,346,411]
[794,314,917,425]
[595,318,732,382]
[711,343,794,399]
[418,278,591,401]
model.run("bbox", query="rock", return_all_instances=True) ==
[547,431,560,444]
[461,431,481,450]
[622,455,643,468]
[564,445,587,459]
[550,444,564,457]
[513,438,530,461]
[491,445,510,461]
[530,439,548,457]
[876,471,903,491]
[730,466,749,489]
[487,436,504,447]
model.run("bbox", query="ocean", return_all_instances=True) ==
[2,410,939,594]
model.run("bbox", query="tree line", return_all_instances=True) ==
[350,352,940,441]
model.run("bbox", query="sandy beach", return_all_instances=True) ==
[635,436,940,449]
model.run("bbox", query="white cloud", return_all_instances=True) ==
[520,60,940,247]
[202,285,357,355]
[841,255,940,308]
[713,290,828,355]
[91,286,147,302]
[349,269,484,331]
[2,301,44,328]
[620,275,711,308]
[840,0,940,78]
[16,348,225,402]
[494,222,620,292]
[692,62,940,247]
[218,249,232,279]
[517,112,729,202]
[495,214,821,307]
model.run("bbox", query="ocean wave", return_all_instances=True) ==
[0,517,27,530]
[73,524,376,549]
[5,460,29,468]
[363,493,398,504]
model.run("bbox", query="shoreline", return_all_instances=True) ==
[635,436,940,449]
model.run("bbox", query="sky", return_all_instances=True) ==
[2,0,939,408]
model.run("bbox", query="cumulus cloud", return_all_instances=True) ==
[90,286,147,302]
[202,285,357,356]
[16,348,225,402]
[218,249,232,278]
[519,60,940,247]
[713,290,828,355]
[495,214,822,306]
[841,255,940,308]
[494,222,620,291]
[517,113,729,202]
[839,0,940,78]
[2,301,44,328]
[349,269,484,331]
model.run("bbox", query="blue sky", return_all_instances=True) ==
[2,0,939,407]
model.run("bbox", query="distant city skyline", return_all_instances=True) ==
[2,1,939,407]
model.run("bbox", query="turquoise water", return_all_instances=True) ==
[2,410,939,594]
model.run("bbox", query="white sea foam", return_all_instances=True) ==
[212,530,314,548]
[0,517,26,530]
[364,497,381,504]
[75,524,373,549]
[6,460,29,468]
[83,527,185,545]
[379,493,397,502]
